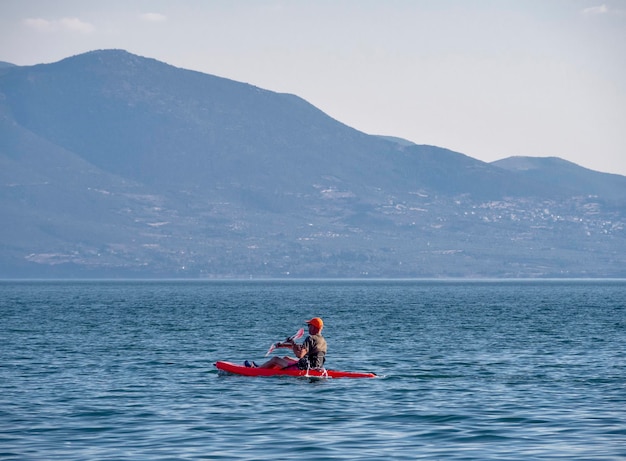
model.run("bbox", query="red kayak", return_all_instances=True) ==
[215,361,377,379]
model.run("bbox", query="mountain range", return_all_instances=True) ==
[1,49,625,278]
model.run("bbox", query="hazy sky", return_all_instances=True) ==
[1,0,625,176]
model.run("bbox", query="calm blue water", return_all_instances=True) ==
[1,280,625,460]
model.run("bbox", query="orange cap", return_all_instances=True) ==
[306,317,324,329]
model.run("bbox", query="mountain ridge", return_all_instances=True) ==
[492,156,626,201]
[1,50,624,278]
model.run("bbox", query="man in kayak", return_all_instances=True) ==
[248,317,327,370]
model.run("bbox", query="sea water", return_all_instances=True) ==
[1,280,625,460]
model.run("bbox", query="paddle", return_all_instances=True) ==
[265,328,305,356]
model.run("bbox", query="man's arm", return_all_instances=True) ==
[293,343,308,358]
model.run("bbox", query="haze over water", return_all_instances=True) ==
[1,280,625,460]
